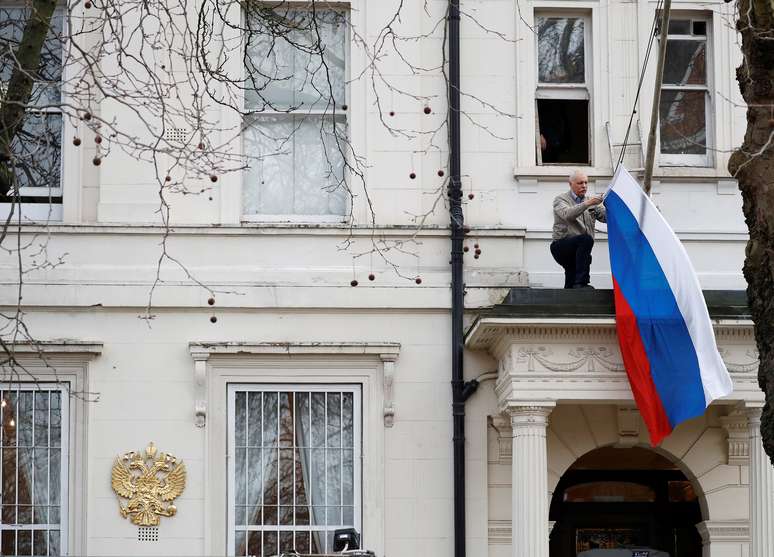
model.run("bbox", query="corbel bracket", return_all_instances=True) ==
[191,351,210,428]
[380,353,399,427]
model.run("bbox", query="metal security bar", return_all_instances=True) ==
[228,385,362,557]
[0,385,68,556]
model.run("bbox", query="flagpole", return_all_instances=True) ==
[643,0,672,196]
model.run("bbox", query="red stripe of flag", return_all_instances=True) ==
[613,277,673,445]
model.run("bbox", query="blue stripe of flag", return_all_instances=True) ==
[605,191,706,427]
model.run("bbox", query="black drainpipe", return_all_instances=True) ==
[448,2,479,557]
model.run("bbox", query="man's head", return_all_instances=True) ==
[569,170,589,198]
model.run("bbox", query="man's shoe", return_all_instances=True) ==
[572,284,594,289]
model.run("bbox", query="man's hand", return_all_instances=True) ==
[584,195,603,208]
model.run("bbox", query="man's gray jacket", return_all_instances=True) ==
[552,190,607,240]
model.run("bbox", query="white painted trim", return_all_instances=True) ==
[226,383,363,555]
[190,341,400,357]
[203,352,387,557]
[0,223,528,238]
[0,352,94,556]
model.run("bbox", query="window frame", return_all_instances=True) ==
[0,383,70,556]
[658,14,713,168]
[240,6,351,223]
[194,343,396,557]
[226,383,363,556]
[534,11,593,167]
[0,342,99,557]
[0,4,70,223]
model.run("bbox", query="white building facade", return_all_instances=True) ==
[0,1,766,557]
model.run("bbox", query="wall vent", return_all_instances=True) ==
[163,127,190,144]
[138,526,159,542]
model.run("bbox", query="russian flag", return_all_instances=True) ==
[604,167,733,445]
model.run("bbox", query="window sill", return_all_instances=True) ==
[241,214,347,224]
[0,202,62,222]
[514,165,733,181]
[514,166,613,180]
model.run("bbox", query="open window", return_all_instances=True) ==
[659,16,711,166]
[535,14,591,166]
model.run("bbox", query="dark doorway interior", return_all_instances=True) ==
[549,447,703,557]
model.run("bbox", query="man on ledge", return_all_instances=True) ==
[550,170,606,289]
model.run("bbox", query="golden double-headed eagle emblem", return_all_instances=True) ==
[111,442,186,526]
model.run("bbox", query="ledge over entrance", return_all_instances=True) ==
[465,288,760,408]
[485,288,750,319]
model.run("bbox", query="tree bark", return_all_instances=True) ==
[0,0,58,197]
[728,0,774,464]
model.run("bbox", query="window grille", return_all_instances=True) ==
[228,385,362,557]
[0,385,68,556]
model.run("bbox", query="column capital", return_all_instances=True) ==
[508,404,554,430]
[747,406,763,426]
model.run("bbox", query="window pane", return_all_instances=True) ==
[667,19,691,34]
[537,98,590,164]
[243,114,347,216]
[245,9,346,111]
[231,388,359,553]
[537,17,585,83]
[0,389,65,553]
[0,9,63,105]
[10,113,62,190]
[660,90,707,155]
[664,39,706,85]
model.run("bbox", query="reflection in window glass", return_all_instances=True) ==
[243,8,348,217]
[660,18,709,162]
[660,90,706,155]
[230,387,360,557]
[0,9,64,194]
[664,40,706,85]
[0,387,66,556]
[537,17,585,84]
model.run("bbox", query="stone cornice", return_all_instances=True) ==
[466,317,755,357]
[696,520,750,543]
[471,318,762,407]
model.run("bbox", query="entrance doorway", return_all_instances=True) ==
[549,447,703,557]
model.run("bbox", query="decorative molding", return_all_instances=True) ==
[516,345,626,374]
[188,341,401,357]
[488,519,512,545]
[191,352,209,428]
[617,406,641,447]
[719,347,759,373]
[189,341,400,428]
[509,405,553,430]
[380,352,399,427]
[466,318,755,355]
[489,414,513,464]
[720,410,750,465]
[696,520,750,544]
[0,339,103,355]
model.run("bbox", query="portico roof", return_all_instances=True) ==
[465,289,760,407]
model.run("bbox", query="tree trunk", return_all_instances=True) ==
[0,0,58,197]
[728,0,774,464]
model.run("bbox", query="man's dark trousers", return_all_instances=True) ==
[550,233,593,288]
